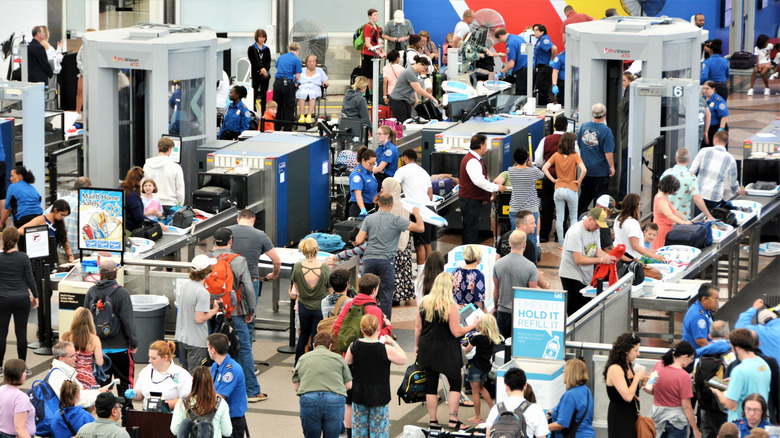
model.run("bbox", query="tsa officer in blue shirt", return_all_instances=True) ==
[551,50,566,105]
[273,42,302,131]
[533,24,557,106]
[373,125,399,182]
[208,333,249,438]
[348,147,378,218]
[219,85,252,140]
[701,39,730,100]
[701,81,729,148]
[495,28,529,96]
[682,283,719,353]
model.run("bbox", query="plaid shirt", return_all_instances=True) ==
[689,145,739,203]
[660,164,701,220]
[45,192,79,254]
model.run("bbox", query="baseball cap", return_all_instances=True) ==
[213,228,233,246]
[95,392,125,416]
[191,254,217,271]
[758,309,778,325]
[99,259,118,274]
[587,207,608,228]
[394,10,405,23]
[596,195,618,214]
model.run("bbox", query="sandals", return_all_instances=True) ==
[428,420,439,428]
[448,419,468,431]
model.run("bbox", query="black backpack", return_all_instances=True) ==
[89,285,122,339]
[177,397,221,438]
[490,401,531,438]
[664,222,713,249]
[213,314,240,359]
[711,207,737,227]
[693,350,734,411]
[172,206,195,228]
[396,363,427,404]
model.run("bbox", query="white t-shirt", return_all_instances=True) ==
[613,217,644,260]
[394,163,432,204]
[454,21,471,41]
[559,221,601,284]
[134,363,193,410]
[486,395,550,438]
[755,43,774,64]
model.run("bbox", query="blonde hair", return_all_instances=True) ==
[67,307,97,352]
[564,358,589,389]
[378,125,396,143]
[288,42,301,52]
[352,76,369,91]
[360,314,379,337]
[478,313,504,345]
[421,272,455,323]
[462,245,482,264]
[266,100,278,109]
[299,237,319,259]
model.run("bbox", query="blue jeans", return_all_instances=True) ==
[363,258,395,320]
[247,278,261,335]
[660,422,688,438]
[295,304,324,363]
[509,210,539,257]
[231,317,261,396]
[554,188,579,247]
[299,392,346,438]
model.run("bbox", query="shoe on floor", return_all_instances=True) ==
[747,88,754,96]
[770,72,779,80]
[254,366,260,375]
[305,114,314,124]
[26,369,32,376]
[247,393,268,403]
[298,114,306,123]
[764,88,771,95]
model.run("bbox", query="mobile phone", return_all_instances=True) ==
[107,378,120,390]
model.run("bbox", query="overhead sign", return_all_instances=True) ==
[78,188,124,252]
[512,288,567,360]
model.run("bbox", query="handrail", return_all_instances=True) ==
[124,259,191,269]
[564,340,668,356]
[566,273,634,327]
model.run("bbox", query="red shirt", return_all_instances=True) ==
[651,362,693,407]
[561,12,594,34]
[361,23,380,56]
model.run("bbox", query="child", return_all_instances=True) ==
[464,313,504,424]
[141,179,163,221]
[321,269,354,318]
[441,32,454,66]
[747,34,773,96]
[643,222,659,249]
[261,100,278,132]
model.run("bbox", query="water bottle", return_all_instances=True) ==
[543,335,560,359]
[644,370,660,391]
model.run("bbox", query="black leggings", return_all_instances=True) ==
[424,367,462,395]
[0,294,31,363]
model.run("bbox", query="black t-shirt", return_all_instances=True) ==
[468,334,496,372]
[600,226,613,250]
[497,231,538,266]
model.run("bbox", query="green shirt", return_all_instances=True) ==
[498,171,513,187]
[291,262,331,311]
[292,346,352,397]
[76,418,131,438]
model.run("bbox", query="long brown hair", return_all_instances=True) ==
[2,227,19,252]
[616,193,640,228]
[67,307,97,352]
[120,166,144,195]
[187,366,217,416]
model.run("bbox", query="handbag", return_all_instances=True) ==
[635,398,656,438]
[711,207,737,227]
[131,221,163,241]
[561,392,590,438]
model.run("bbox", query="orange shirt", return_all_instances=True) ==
[548,152,583,191]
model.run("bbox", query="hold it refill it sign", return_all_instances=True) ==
[512,288,567,360]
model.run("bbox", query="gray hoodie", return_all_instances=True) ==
[341,89,371,130]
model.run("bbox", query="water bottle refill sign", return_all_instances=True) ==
[512,288,567,360]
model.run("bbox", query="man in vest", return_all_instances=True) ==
[534,116,570,243]
[459,134,506,245]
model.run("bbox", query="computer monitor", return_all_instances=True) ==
[566,118,577,133]
[162,134,182,163]
[337,117,367,145]
[449,95,493,123]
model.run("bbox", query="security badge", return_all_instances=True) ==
[223,372,233,383]
[385,149,393,157]
[237,109,241,115]
[353,175,362,183]
[718,103,725,110]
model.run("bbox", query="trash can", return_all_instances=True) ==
[130,295,170,363]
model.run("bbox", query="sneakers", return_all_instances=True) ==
[305,114,314,124]
[247,393,268,403]
[254,366,260,375]
[771,72,779,80]
[764,88,771,96]
[26,369,32,376]
[747,88,754,96]
[298,114,306,124]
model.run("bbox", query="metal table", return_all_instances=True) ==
[138,207,239,261]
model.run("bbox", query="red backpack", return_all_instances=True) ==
[204,253,242,316]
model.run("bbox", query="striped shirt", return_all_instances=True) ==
[507,166,544,212]
[689,145,739,202]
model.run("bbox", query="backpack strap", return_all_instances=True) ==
[497,401,508,414]
[60,407,77,436]
[513,400,531,416]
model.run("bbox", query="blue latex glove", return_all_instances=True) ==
[359,208,368,217]
[549,60,556,67]
[495,72,504,80]
[552,85,559,95]
[124,388,136,399]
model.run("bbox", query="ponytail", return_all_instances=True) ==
[14,166,35,184]
[661,340,695,366]
[356,146,376,164]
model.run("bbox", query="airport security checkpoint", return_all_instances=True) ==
[1,3,779,437]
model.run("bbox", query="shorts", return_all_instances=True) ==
[758,62,771,69]
[412,222,435,246]
[361,54,375,79]
[465,364,489,383]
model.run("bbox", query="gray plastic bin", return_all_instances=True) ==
[130,295,169,363]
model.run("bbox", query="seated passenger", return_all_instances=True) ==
[296,54,329,124]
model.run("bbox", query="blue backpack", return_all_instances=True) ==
[304,232,346,253]
[27,368,65,437]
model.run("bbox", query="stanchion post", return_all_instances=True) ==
[276,297,296,354]
[34,262,54,355]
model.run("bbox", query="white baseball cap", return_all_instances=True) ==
[191,254,217,271]
[596,195,611,208]
[394,10,405,23]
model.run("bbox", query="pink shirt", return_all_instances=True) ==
[382,64,405,96]
[0,384,36,436]
[651,362,693,407]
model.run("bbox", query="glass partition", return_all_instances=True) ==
[168,78,205,137]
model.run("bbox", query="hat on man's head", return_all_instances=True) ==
[191,254,217,271]
[214,228,233,246]
[587,207,608,228]
[94,392,125,418]
[408,34,421,47]
[394,10,405,23]
[758,309,778,325]
[99,259,118,274]
[596,194,618,214]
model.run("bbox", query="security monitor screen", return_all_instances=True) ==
[162,134,182,163]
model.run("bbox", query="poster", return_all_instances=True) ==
[78,188,124,252]
[512,288,567,360]
[24,225,49,259]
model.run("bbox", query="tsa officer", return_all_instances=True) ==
[348,147,378,218]
[208,333,249,438]
[701,39,730,100]
[682,283,719,353]
[373,125,399,183]
[701,81,729,148]
[219,85,252,140]
[273,42,302,131]
[494,28,529,96]
[533,24,557,106]
[551,50,566,106]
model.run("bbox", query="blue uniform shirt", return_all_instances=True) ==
[550,384,595,438]
[219,100,252,138]
[683,300,712,349]
[375,141,399,176]
[505,34,527,71]
[701,54,730,83]
[733,418,770,437]
[212,355,247,418]
[707,93,729,126]
[534,34,554,65]
[5,180,42,220]
[275,52,302,80]
[349,164,378,204]
[551,50,566,81]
